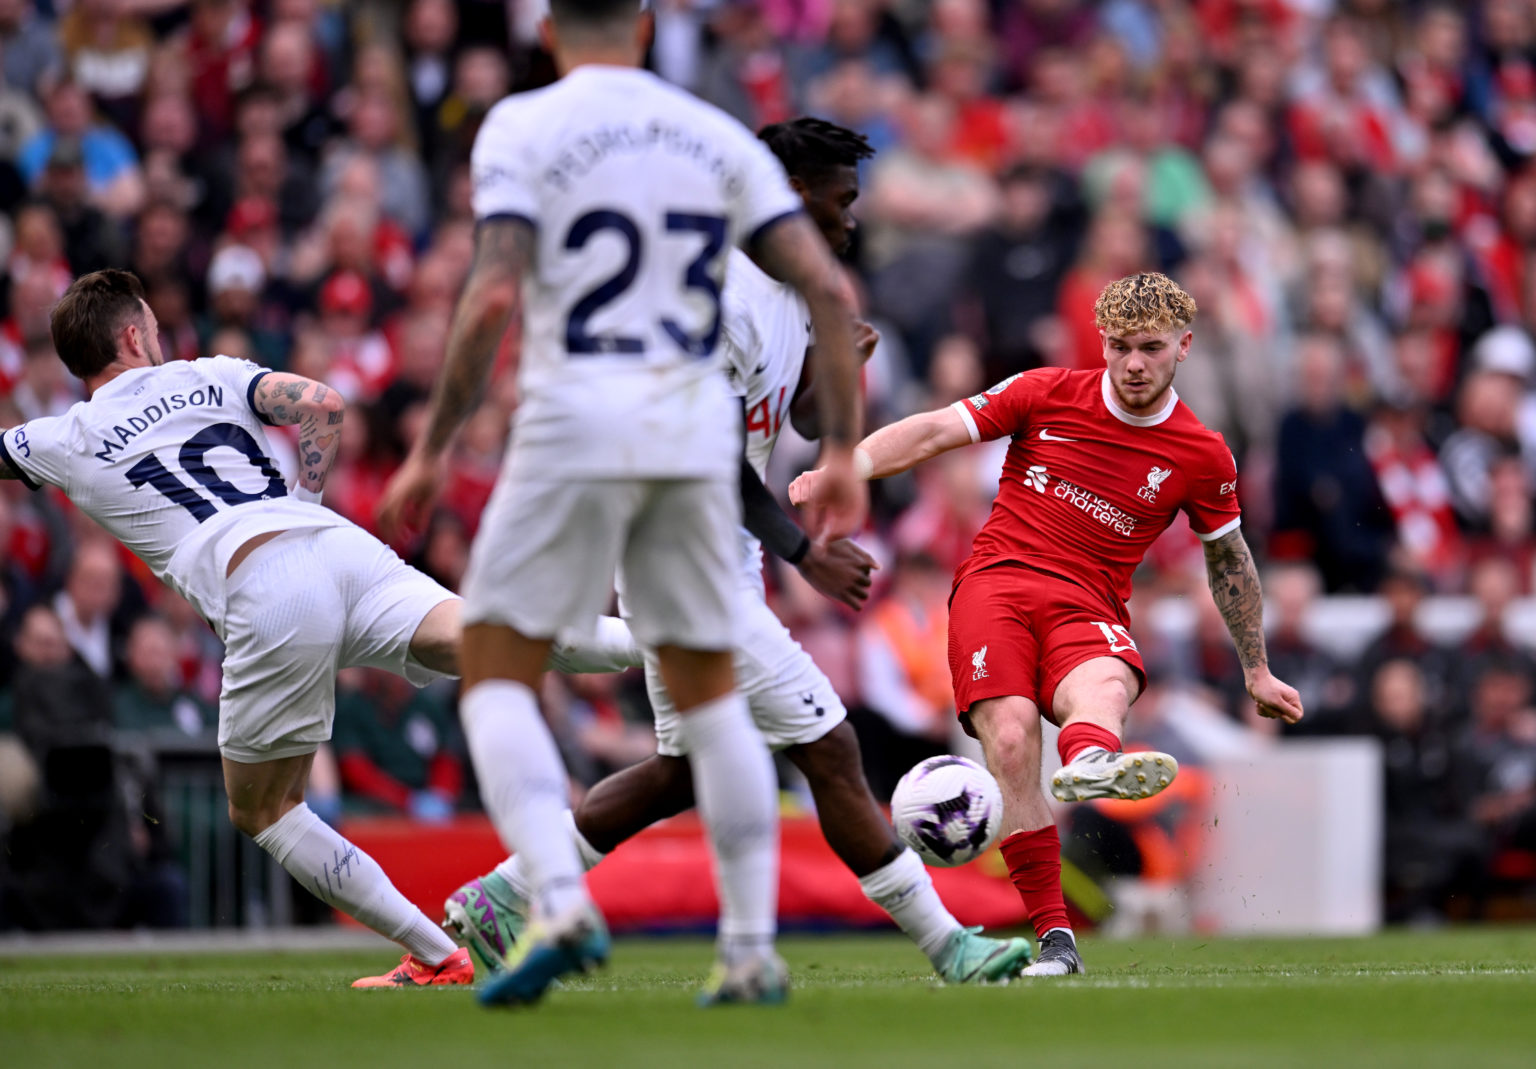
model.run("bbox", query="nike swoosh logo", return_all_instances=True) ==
[1039,429,1078,442]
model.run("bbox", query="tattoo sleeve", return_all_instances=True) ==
[1203,527,1269,674]
[420,218,532,456]
[251,373,346,493]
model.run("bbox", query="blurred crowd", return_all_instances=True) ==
[2,0,1536,928]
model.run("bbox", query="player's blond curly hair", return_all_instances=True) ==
[1093,273,1198,336]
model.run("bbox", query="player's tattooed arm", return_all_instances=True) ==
[251,373,346,495]
[1202,528,1267,672]
[418,217,531,457]
[1203,527,1306,724]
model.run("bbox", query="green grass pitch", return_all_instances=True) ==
[3,929,1535,1068]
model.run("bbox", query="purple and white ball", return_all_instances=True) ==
[890,755,1003,868]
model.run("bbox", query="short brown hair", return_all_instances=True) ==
[49,269,148,379]
[1093,272,1198,336]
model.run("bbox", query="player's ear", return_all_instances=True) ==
[787,174,809,199]
[1177,329,1193,362]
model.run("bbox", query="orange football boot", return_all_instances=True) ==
[352,947,475,988]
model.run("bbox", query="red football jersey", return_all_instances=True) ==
[951,368,1241,604]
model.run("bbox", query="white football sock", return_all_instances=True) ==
[546,616,642,674]
[461,680,589,919]
[492,810,606,901]
[253,802,457,965]
[676,691,778,966]
[859,848,962,962]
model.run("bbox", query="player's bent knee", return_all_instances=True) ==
[228,800,280,838]
[970,699,1039,773]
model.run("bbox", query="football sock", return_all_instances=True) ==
[546,616,642,674]
[999,825,1072,940]
[858,847,961,961]
[253,802,457,965]
[676,691,778,966]
[492,810,607,902]
[461,680,590,920]
[1057,721,1121,765]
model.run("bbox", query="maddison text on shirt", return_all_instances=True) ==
[92,385,224,463]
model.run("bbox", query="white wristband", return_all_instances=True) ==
[292,485,324,505]
[853,447,873,481]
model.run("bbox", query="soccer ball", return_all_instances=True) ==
[891,755,1003,868]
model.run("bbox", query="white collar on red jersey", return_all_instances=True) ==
[1100,370,1178,427]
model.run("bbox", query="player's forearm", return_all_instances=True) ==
[804,287,861,450]
[250,375,345,496]
[858,410,961,479]
[294,391,344,496]
[741,455,809,563]
[420,287,516,457]
[419,218,529,457]
[1203,528,1269,676]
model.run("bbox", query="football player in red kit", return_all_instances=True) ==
[791,273,1304,974]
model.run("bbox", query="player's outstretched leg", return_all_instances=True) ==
[1048,658,1177,803]
[1050,720,1178,802]
[968,697,1085,977]
[224,754,474,988]
[786,723,1032,983]
[445,758,694,972]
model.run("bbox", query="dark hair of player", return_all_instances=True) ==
[548,0,644,27]
[49,268,148,380]
[758,118,875,185]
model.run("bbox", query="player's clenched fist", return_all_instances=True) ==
[1247,670,1305,725]
[377,450,446,543]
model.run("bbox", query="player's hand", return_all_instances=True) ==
[798,537,878,610]
[788,467,821,507]
[853,320,880,365]
[377,449,446,543]
[1247,669,1304,725]
[803,447,868,541]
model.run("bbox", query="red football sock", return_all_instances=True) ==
[1057,721,1121,765]
[999,826,1070,939]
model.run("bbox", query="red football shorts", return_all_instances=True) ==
[947,562,1146,730]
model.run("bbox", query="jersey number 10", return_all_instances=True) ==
[125,422,286,522]
[565,209,728,357]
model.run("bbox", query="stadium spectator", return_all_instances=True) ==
[1263,562,1357,736]
[0,0,62,97]
[332,668,463,821]
[114,615,211,738]
[1369,657,1485,924]
[18,79,143,218]
[53,538,128,679]
[1272,332,1393,592]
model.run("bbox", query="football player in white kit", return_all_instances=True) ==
[376,1,867,1007]
[443,119,1034,985]
[0,270,640,989]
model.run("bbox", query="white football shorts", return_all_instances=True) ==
[461,475,738,652]
[650,585,847,757]
[218,526,455,763]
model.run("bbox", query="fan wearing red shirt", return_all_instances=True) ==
[792,273,1304,975]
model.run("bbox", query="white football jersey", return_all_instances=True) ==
[470,65,803,482]
[719,247,812,587]
[0,357,348,632]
